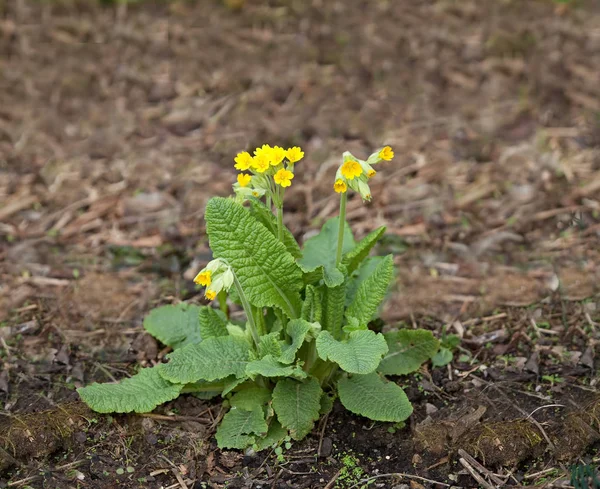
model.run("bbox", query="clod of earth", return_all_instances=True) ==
[0,402,93,472]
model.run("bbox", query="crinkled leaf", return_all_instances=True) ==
[253,420,288,451]
[272,377,322,440]
[345,254,394,326]
[319,392,334,415]
[143,303,202,349]
[222,376,247,396]
[248,198,301,259]
[158,336,251,384]
[229,386,271,410]
[322,282,346,340]
[246,355,307,379]
[316,330,388,374]
[199,307,228,339]
[345,256,385,307]
[258,332,282,358]
[78,367,183,414]
[342,226,386,274]
[216,407,268,449]
[205,197,303,318]
[301,285,322,323]
[338,373,413,422]
[378,329,440,376]
[279,319,312,364]
[297,217,355,287]
[431,347,453,368]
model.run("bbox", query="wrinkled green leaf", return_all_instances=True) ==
[158,336,251,384]
[143,303,202,349]
[345,256,386,307]
[205,197,303,318]
[345,254,394,326]
[216,407,267,449]
[199,307,228,339]
[78,367,182,414]
[378,329,440,376]
[322,281,346,340]
[229,386,271,410]
[279,319,312,364]
[246,355,307,379]
[301,285,322,323]
[298,217,355,287]
[272,377,322,440]
[248,198,301,259]
[338,373,412,422]
[316,330,388,374]
[253,420,288,451]
[258,332,282,358]
[343,226,386,274]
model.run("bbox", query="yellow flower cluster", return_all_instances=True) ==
[333,146,393,201]
[193,259,234,302]
[232,144,304,203]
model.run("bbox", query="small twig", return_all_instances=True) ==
[323,468,342,489]
[8,459,85,487]
[525,404,566,420]
[139,413,211,424]
[348,472,450,489]
[317,412,330,457]
[524,467,565,480]
[459,456,496,489]
[458,449,506,486]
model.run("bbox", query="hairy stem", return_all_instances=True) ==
[217,291,228,319]
[232,272,260,347]
[276,204,284,242]
[335,192,347,266]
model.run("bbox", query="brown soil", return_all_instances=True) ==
[1,0,599,487]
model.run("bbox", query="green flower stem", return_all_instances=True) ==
[276,204,284,242]
[217,291,228,319]
[181,383,224,394]
[335,192,348,266]
[232,272,261,348]
[266,194,272,212]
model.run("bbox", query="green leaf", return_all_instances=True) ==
[431,347,453,368]
[345,256,385,307]
[272,377,322,440]
[377,329,440,376]
[229,386,271,410]
[158,336,251,384]
[322,282,346,340]
[253,420,288,451]
[143,303,202,349]
[316,330,388,374]
[216,407,268,449]
[279,319,312,364]
[297,217,355,287]
[301,285,322,323]
[248,198,301,259]
[222,376,246,396]
[78,367,183,414]
[199,307,228,339]
[338,373,413,422]
[246,355,307,379]
[319,392,334,415]
[205,197,303,318]
[345,254,394,326]
[258,332,282,358]
[343,226,386,274]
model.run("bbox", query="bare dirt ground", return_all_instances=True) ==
[1,0,599,487]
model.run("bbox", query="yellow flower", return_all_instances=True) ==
[237,173,252,187]
[274,168,294,188]
[340,160,363,180]
[378,146,394,161]
[194,270,211,287]
[234,151,253,171]
[252,154,270,173]
[205,289,217,301]
[334,179,347,193]
[254,144,273,159]
[271,146,286,166]
[286,146,304,163]
[367,169,376,178]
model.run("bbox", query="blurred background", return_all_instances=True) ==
[0,0,599,486]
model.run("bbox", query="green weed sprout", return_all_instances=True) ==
[78,144,442,451]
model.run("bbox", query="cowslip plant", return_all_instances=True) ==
[78,144,442,451]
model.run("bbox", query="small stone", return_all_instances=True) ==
[319,437,333,458]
